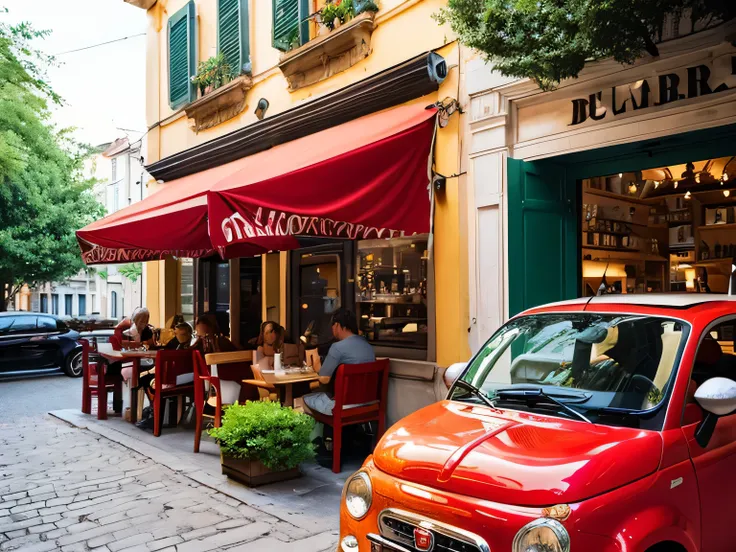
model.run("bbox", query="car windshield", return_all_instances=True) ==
[451,313,690,429]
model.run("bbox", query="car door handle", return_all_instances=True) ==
[29,336,45,341]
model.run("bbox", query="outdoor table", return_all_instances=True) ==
[246,367,320,407]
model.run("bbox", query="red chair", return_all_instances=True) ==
[81,339,122,420]
[306,359,390,473]
[152,350,195,437]
[193,351,223,453]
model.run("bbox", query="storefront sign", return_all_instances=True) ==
[220,206,409,244]
[570,55,736,126]
[81,246,213,265]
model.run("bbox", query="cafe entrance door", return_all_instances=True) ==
[289,241,355,351]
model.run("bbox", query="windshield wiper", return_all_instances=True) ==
[453,379,496,409]
[491,388,593,424]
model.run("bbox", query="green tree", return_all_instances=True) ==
[118,263,142,283]
[437,0,736,90]
[0,12,104,310]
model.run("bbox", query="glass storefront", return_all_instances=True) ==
[355,235,429,350]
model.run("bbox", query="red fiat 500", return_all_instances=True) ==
[339,295,736,552]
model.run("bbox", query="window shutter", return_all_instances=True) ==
[168,1,197,109]
[218,0,250,77]
[273,0,308,51]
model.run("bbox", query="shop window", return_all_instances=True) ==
[356,236,429,351]
[581,154,736,296]
[179,258,194,325]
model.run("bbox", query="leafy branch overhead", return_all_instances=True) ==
[0,11,104,309]
[119,263,142,283]
[436,0,736,90]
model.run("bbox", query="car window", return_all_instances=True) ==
[37,316,58,331]
[0,317,14,334]
[691,320,736,388]
[5,316,37,335]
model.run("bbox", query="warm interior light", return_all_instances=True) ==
[696,174,701,183]
[628,183,638,194]
[685,269,696,290]
[724,173,730,182]
[654,181,661,189]
[684,191,692,199]
[724,190,731,198]
[582,261,627,278]
[618,173,623,178]
[674,181,679,189]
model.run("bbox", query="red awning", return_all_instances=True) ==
[77,103,437,264]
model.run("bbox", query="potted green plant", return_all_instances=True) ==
[208,400,315,486]
[317,0,377,32]
[191,53,232,96]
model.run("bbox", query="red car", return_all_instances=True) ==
[339,295,736,552]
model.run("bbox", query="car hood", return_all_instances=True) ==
[373,401,663,506]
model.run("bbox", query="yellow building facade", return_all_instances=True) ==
[132,0,469,421]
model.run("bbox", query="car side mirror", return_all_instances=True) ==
[443,362,467,389]
[694,377,736,447]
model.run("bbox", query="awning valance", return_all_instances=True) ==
[77,103,437,265]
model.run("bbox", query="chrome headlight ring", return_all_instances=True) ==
[343,471,373,520]
[512,517,570,552]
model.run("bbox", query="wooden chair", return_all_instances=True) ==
[194,351,263,451]
[243,361,279,401]
[81,339,123,420]
[305,359,390,473]
[152,350,195,437]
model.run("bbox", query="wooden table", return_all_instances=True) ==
[249,369,320,407]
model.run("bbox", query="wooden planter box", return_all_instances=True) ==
[220,454,301,487]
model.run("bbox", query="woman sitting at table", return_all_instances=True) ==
[120,307,156,349]
[256,321,283,358]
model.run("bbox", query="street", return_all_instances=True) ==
[0,373,338,551]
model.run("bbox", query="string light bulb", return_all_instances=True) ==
[654,181,661,189]
[618,173,623,178]
[628,183,638,194]
[674,181,679,189]
[723,173,730,182]
[724,190,731,198]
[684,191,692,200]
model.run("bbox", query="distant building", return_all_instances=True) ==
[11,136,148,321]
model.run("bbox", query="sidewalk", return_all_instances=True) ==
[51,409,354,532]
[0,411,344,551]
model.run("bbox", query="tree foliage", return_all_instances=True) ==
[0,10,104,309]
[118,263,142,283]
[437,0,736,90]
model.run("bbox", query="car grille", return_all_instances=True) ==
[378,509,489,552]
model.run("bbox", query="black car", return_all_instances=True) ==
[0,312,83,377]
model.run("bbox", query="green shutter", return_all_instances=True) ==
[272,0,309,51]
[168,1,197,109]
[507,158,578,316]
[218,0,251,77]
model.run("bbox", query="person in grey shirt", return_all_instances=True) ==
[303,308,375,416]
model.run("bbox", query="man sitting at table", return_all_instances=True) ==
[302,308,375,416]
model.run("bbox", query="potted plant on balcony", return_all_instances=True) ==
[317,0,378,31]
[209,400,315,486]
[191,53,232,96]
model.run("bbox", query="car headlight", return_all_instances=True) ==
[344,471,372,520]
[513,518,570,552]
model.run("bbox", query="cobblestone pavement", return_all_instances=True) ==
[0,417,338,552]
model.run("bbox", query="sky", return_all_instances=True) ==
[3,0,147,148]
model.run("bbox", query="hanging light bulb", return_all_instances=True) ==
[724,173,730,182]
[724,189,731,198]
[684,191,692,200]
[674,181,679,189]
[618,173,623,178]
[628,183,638,194]
[654,180,661,189]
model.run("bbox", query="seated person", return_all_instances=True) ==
[302,308,375,416]
[120,307,156,349]
[164,322,194,350]
[256,321,284,359]
[194,315,238,354]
